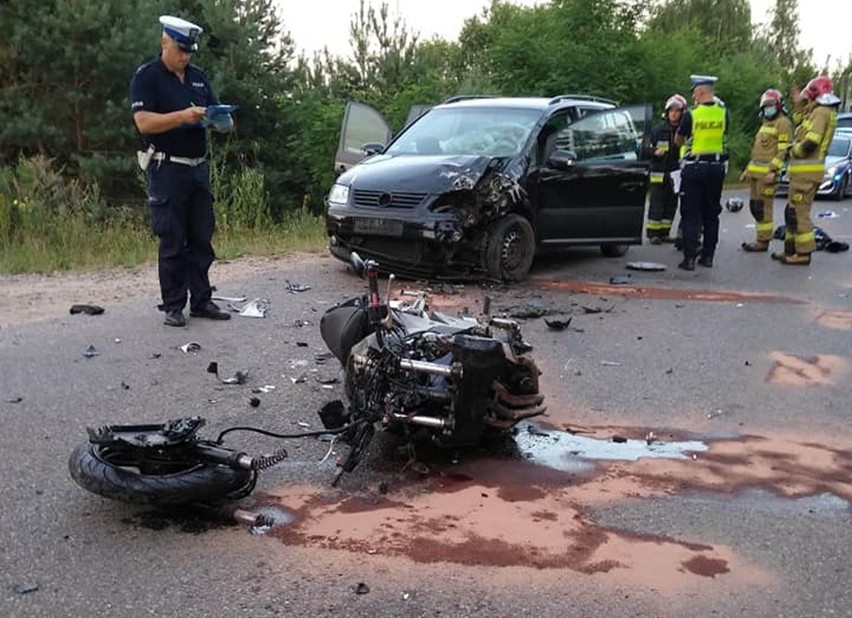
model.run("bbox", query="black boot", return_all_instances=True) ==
[678,257,696,271]
[190,301,231,320]
[164,310,186,327]
[697,254,714,268]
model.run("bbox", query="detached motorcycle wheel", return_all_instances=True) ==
[68,443,253,506]
[485,214,535,282]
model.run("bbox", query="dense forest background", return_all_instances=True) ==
[1,0,850,252]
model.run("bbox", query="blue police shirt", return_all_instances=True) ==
[130,57,219,158]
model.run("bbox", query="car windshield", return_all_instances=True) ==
[385,106,542,157]
[837,116,852,129]
[828,136,850,157]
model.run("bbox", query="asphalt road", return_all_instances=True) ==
[1,191,851,618]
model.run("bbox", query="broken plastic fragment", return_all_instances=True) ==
[626,261,667,272]
[212,295,248,303]
[284,280,311,293]
[354,582,370,595]
[544,317,572,330]
[70,304,105,315]
[227,299,268,318]
[249,397,261,408]
[13,582,39,594]
[83,344,99,358]
[179,342,201,354]
[600,360,622,366]
[206,361,249,385]
[609,275,632,285]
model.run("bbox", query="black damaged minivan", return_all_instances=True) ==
[325,95,651,281]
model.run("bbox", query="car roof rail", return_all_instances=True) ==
[548,93,618,106]
[441,94,498,104]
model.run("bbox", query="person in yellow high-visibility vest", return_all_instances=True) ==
[772,75,840,265]
[739,89,793,252]
[674,75,730,271]
[644,94,687,244]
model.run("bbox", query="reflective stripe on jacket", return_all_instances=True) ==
[789,105,838,179]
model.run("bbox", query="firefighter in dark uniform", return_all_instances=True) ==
[645,94,687,244]
[674,75,730,271]
[130,15,233,327]
[739,88,792,252]
[772,75,840,266]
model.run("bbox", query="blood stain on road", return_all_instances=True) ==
[815,309,852,330]
[531,279,805,304]
[765,351,847,386]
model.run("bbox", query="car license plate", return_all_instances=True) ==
[352,218,404,236]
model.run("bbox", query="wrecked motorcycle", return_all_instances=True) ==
[67,255,545,506]
[318,253,546,484]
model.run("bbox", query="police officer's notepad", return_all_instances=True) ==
[203,104,237,129]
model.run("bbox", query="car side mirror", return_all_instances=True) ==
[547,149,578,170]
[361,142,385,156]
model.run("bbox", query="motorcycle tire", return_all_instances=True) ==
[68,442,253,506]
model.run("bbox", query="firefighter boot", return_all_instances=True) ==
[742,241,769,252]
[779,253,811,266]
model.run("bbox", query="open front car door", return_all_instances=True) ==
[334,101,393,174]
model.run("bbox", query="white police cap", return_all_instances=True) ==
[159,15,203,52]
[690,74,718,89]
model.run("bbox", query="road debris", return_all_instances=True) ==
[354,582,370,595]
[612,435,628,443]
[83,344,99,358]
[626,261,667,272]
[179,342,201,354]
[284,280,312,293]
[228,299,269,318]
[69,304,105,315]
[600,360,622,367]
[13,582,39,594]
[207,361,249,385]
[252,385,276,394]
[544,317,572,330]
[212,295,248,303]
[609,275,632,285]
[6,396,23,403]
[249,397,261,408]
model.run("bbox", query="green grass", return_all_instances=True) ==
[0,211,328,274]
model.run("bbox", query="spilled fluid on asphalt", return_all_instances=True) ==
[248,504,298,535]
[515,425,709,472]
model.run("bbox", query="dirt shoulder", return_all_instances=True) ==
[0,253,323,330]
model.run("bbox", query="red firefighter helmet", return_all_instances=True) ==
[665,94,687,111]
[803,75,833,101]
[759,88,783,111]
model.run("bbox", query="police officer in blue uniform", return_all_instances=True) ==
[674,75,730,271]
[130,15,233,327]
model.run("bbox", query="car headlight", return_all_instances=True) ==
[328,183,350,205]
[825,165,837,178]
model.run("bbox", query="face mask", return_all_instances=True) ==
[763,107,778,119]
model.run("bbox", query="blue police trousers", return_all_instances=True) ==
[679,162,725,259]
[146,161,215,312]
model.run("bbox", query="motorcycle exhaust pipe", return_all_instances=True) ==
[398,358,463,378]
[391,413,450,429]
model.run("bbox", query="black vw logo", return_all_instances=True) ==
[377,192,392,207]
